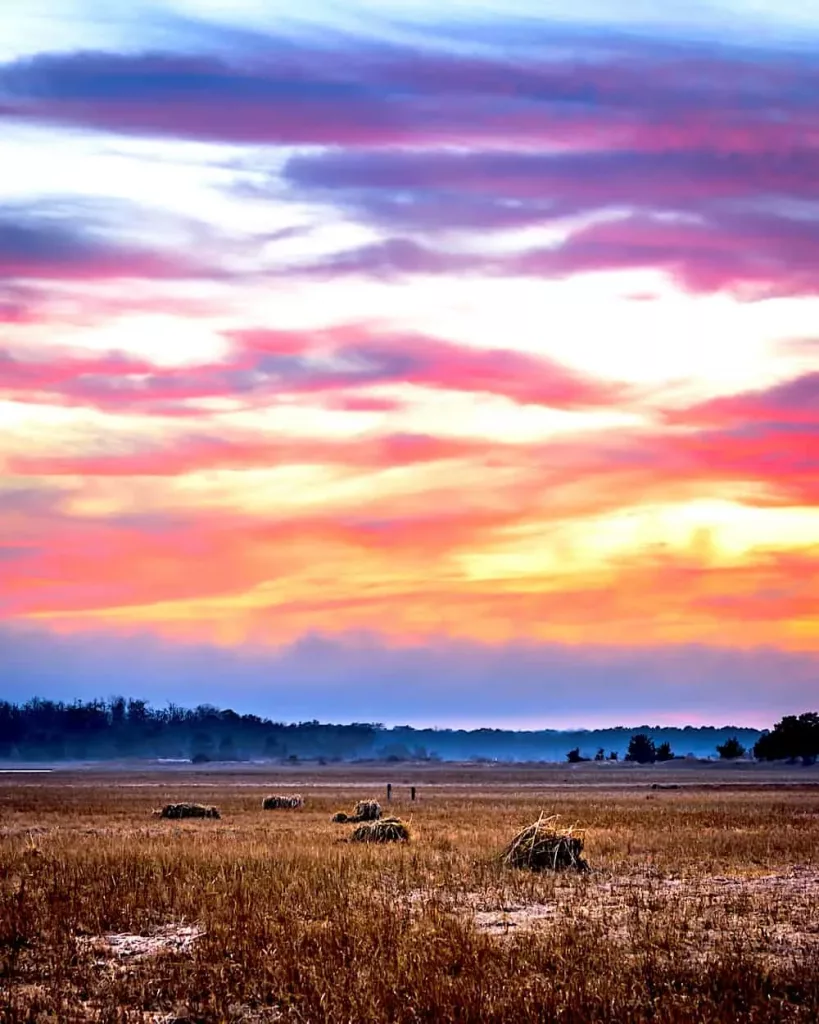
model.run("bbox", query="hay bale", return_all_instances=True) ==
[158,803,221,820]
[352,799,382,821]
[262,794,304,810]
[349,817,410,843]
[330,799,382,823]
[500,814,588,872]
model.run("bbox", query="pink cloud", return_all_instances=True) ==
[512,212,819,298]
[7,431,496,477]
[320,394,405,413]
[1,327,626,415]
[0,212,217,283]
[670,372,819,428]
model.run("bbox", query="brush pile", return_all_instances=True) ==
[349,817,410,843]
[157,803,221,820]
[262,794,304,810]
[330,799,382,823]
[500,814,588,872]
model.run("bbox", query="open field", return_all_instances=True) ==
[2,764,819,1022]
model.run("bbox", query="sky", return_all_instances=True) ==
[1,0,818,728]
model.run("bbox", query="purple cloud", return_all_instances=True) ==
[2,24,819,297]
[271,210,819,297]
[0,205,220,282]
[1,623,816,729]
[283,148,819,231]
[2,30,818,152]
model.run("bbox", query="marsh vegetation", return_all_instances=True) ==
[1,767,818,1022]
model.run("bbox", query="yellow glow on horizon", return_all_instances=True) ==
[459,500,819,581]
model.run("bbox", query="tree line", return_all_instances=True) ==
[567,714,819,765]
[0,698,813,763]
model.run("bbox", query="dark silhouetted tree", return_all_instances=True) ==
[754,713,819,765]
[566,747,584,763]
[625,733,656,764]
[594,747,605,761]
[655,741,674,762]
[109,697,126,726]
[717,736,746,760]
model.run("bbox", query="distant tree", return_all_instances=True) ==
[191,752,210,765]
[717,736,746,760]
[754,713,819,765]
[127,699,148,726]
[625,733,656,764]
[566,747,584,763]
[594,747,606,761]
[109,697,127,726]
[218,734,238,761]
[608,751,619,761]
[263,733,281,758]
[655,741,675,762]
[381,743,411,762]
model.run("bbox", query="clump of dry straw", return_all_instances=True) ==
[262,794,304,810]
[330,798,382,823]
[500,813,589,872]
[349,817,410,843]
[157,803,221,820]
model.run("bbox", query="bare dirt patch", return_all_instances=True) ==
[459,868,819,962]
[82,923,204,963]
[152,1008,284,1024]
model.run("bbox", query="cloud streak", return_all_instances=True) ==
[1,327,626,414]
[3,31,819,152]
[0,206,218,282]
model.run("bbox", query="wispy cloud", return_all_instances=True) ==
[4,31,818,151]
[2,326,626,413]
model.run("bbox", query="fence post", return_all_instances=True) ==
[387,783,392,802]
[410,786,416,802]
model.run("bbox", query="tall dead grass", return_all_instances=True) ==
[1,773,818,1022]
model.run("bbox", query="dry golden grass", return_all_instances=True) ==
[1,767,818,1022]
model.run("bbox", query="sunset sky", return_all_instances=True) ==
[2,0,818,727]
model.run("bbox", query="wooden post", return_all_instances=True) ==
[386,783,392,802]
[410,786,416,802]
